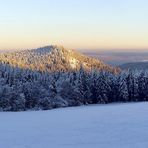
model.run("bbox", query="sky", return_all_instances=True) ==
[0,0,148,51]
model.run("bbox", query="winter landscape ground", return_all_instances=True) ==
[0,102,148,148]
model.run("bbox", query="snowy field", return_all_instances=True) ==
[0,103,148,148]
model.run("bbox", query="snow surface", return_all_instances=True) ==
[0,103,148,148]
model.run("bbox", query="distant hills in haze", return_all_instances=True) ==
[119,61,148,70]
[84,51,148,66]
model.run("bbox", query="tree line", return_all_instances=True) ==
[0,63,147,111]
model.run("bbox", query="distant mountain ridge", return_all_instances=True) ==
[119,61,148,70]
[0,45,119,73]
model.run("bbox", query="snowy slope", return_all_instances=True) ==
[0,103,148,148]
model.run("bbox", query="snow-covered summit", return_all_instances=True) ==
[34,45,64,54]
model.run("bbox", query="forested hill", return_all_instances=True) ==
[0,45,119,73]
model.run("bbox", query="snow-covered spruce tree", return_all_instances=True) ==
[49,80,57,99]
[107,72,128,102]
[77,66,92,104]
[89,70,99,104]
[137,71,148,101]
[94,71,111,104]
[125,70,138,102]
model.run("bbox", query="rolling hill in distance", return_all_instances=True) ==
[119,61,148,70]
[84,51,148,66]
[0,45,119,73]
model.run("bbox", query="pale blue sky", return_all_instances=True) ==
[0,0,148,51]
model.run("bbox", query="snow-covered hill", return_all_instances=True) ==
[0,45,118,73]
[0,103,148,148]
